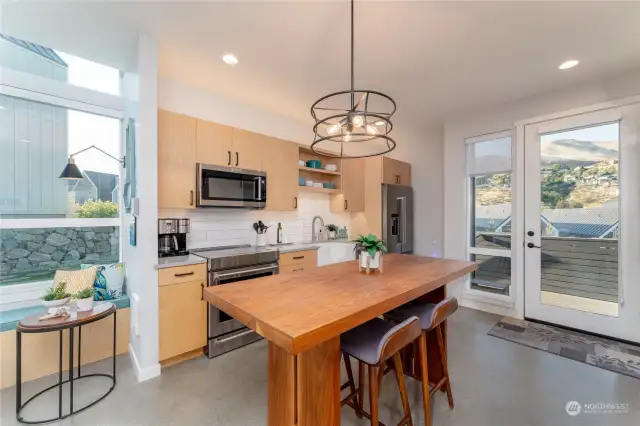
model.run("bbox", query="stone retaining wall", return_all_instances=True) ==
[0,227,119,285]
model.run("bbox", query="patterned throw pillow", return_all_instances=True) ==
[81,263,125,300]
[53,266,99,295]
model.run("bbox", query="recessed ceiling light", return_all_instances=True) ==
[559,59,579,70]
[222,53,238,67]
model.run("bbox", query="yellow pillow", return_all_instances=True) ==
[53,266,98,294]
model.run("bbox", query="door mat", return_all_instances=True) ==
[488,317,640,379]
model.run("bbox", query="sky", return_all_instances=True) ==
[57,52,121,175]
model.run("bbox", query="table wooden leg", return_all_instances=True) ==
[268,337,340,426]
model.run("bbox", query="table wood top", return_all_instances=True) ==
[17,303,115,333]
[203,254,476,354]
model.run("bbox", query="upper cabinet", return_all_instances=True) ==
[158,110,197,209]
[232,129,264,171]
[330,158,365,213]
[196,120,234,167]
[382,157,412,186]
[263,137,299,211]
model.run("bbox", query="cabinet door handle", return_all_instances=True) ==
[344,200,348,210]
[294,197,298,209]
[201,283,204,300]
[174,271,195,277]
[190,190,194,206]
[293,268,304,272]
[228,151,231,165]
[235,152,239,166]
[293,256,305,260]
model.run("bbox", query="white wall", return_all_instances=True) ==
[443,69,640,317]
[121,34,160,382]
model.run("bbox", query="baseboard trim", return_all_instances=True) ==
[128,343,161,382]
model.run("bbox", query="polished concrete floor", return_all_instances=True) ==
[2,307,639,425]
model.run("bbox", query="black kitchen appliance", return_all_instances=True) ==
[196,164,267,208]
[158,218,190,257]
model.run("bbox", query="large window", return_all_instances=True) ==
[0,34,122,288]
[466,133,513,295]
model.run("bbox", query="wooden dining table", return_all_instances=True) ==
[203,253,476,426]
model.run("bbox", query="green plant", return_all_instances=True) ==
[75,200,118,218]
[42,282,71,301]
[326,224,339,232]
[74,287,95,300]
[352,234,387,258]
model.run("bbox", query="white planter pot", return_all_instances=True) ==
[256,233,267,247]
[360,251,381,269]
[42,297,70,309]
[328,231,336,240]
[76,297,94,312]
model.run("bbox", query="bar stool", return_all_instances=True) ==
[340,316,422,426]
[385,297,459,426]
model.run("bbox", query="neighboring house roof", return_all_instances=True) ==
[0,34,67,67]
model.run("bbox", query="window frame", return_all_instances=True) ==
[0,57,125,298]
[464,130,515,305]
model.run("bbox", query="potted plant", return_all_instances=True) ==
[326,224,339,240]
[353,234,387,270]
[42,282,71,309]
[74,287,95,312]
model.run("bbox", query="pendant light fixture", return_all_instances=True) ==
[310,0,396,159]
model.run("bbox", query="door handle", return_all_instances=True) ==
[294,197,297,209]
[527,231,535,237]
[201,283,204,300]
[527,242,542,249]
[344,200,348,210]
[190,190,194,206]
[235,152,239,166]
[228,151,231,165]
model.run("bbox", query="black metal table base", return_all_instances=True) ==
[16,310,117,424]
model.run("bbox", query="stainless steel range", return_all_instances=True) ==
[192,245,279,358]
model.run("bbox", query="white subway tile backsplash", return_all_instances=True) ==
[159,192,351,249]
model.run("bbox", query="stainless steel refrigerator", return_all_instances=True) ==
[382,184,414,254]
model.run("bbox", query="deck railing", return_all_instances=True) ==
[473,233,618,302]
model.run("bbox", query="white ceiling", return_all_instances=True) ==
[5,1,640,124]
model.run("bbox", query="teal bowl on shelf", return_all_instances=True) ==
[299,177,305,186]
[323,182,335,189]
[306,160,322,169]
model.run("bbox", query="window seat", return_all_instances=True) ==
[0,295,130,332]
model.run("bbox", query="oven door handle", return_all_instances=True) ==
[211,264,279,285]
[215,329,256,344]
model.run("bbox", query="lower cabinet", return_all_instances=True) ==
[279,250,318,274]
[158,265,207,362]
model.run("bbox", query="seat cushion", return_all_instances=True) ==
[341,317,420,365]
[386,301,438,330]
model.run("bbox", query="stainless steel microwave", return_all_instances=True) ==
[196,164,266,208]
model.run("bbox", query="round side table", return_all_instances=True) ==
[16,302,117,424]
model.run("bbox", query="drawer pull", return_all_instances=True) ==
[293,256,305,260]
[293,268,304,272]
[174,271,195,277]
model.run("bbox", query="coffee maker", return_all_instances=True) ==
[158,218,190,257]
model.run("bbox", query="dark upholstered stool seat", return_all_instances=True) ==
[385,302,437,330]
[341,317,408,365]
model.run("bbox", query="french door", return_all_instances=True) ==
[523,105,640,343]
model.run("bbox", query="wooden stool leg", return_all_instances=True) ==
[392,353,413,426]
[343,353,358,407]
[418,332,432,426]
[368,365,380,426]
[357,361,365,418]
[436,325,454,409]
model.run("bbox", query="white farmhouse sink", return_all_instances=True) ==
[315,242,356,267]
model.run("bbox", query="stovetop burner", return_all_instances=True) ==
[191,245,279,271]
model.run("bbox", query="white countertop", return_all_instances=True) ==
[156,254,207,269]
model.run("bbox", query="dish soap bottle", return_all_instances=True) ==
[277,222,283,244]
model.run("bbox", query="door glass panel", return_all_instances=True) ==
[470,254,511,295]
[471,173,512,249]
[539,123,619,316]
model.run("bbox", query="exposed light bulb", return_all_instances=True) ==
[344,133,352,142]
[222,53,239,66]
[375,121,384,126]
[351,115,364,128]
[327,124,340,135]
[366,125,378,135]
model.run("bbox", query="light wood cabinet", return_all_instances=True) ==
[280,250,318,274]
[383,157,411,186]
[158,264,208,362]
[196,120,234,167]
[233,129,264,171]
[263,136,299,211]
[331,158,365,213]
[158,110,197,209]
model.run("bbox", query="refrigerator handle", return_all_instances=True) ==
[398,197,407,245]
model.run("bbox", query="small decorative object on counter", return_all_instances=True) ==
[41,282,71,311]
[353,234,387,274]
[338,226,348,239]
[326,224,338,240]
[253,221,271,247]
[277,222,283,244]
[74,287,95,312]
